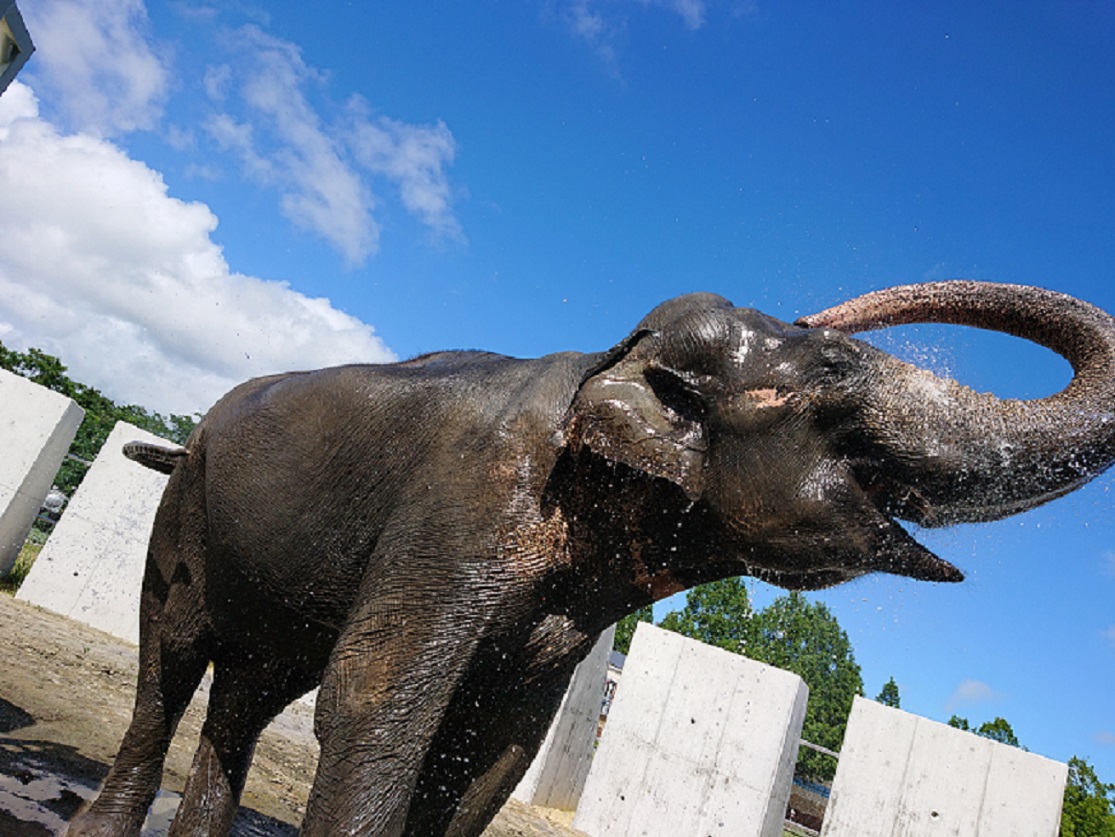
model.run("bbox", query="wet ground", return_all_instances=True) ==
[0,594,584,836]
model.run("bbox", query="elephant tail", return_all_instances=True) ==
[123,441,189,474]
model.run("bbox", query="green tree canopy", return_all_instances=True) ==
[659,583,862,781]
[613,605,652,655]
[947,715,1022,749]
[974,716,1021,748]
[1,341,197,497]
[658,576,753,654]
[1061,756,1115,837]
[876,677,901,708]
[745,591,863,780]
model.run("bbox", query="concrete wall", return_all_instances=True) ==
[821,696,1068,837]
[17,421,170,644]
[0,368,84,575]
[514,625,616,811]
[573,623,808,837]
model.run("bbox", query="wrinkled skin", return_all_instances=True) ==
[68,282,1115,837]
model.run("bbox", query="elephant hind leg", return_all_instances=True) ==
[67,463,214,837]
[166,656,318,837]
[65,557,212,836]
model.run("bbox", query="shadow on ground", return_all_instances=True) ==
[0,732,296,836]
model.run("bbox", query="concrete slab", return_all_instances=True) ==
[17,421,170,643]
[514,625,616,811]
[573,622,808,837]
[0,368,84,574]
[821,696,1067,837]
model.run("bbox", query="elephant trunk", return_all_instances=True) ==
[799,281,1115,525]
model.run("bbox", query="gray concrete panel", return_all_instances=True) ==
[821,696,1067,837]
[0,368,84,574]
[514,625,616,811]
[17,421,169,643]
[573,623,807,837]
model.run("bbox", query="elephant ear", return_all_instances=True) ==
[564,330,707,501]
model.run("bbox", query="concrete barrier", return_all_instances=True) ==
[0,368,84,575]
[820,696,1068,837]
[573,622,808,837]
[514,625,616,811]
[17,421,170,644]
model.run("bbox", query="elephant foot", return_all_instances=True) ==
[66,805,146,837]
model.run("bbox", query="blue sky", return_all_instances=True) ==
[1,0,1112,781]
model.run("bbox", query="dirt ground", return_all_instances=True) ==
[0,594,586,836]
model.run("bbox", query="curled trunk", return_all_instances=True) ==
[799,281,1115,525]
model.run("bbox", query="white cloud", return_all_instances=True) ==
[946,678,1000,711]
[1102,625,1115,646]
[1103,551,1115,577]
[205,27,378,267]
[558,0,712,64]
[346,101,463,242]
[560,0,623,69]
[203,64,233,102]
[642,0,707,30]
[0,82,394,416]
[20,0,169,137]
[25,3,462,268]
[197,26,462,266]
[1097,731,1115,747]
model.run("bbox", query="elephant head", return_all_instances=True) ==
[565,281,1115,590]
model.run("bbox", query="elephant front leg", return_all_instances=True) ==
[403,619,597,837]
[300,589,488,837]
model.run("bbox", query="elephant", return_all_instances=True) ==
[67,280,1115,837]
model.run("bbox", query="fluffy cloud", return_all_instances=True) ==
[946,678,1000,711]
[559,0,712,66]
[22,2,462,268]
[346,100,462,241]
[202,26,461,267]
[644,0,708,30]
[203,27,377,267]
[0,83,394,416]
[19,0,168,137]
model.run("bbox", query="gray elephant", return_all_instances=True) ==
[68,281,1115,837]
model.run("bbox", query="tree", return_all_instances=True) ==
[659,585,863,781]
[876,677,901,708]
[745,592,864,781]
[658,577,753,654]
[947,715,972,732]
[613,605,652,655]
[1061,756,1115,837]
[975,716,1021,748]
[947,715,1022,749]
[1,341,197,497]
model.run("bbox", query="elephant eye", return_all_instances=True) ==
[645,366,708,422]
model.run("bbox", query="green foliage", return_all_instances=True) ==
[975,716,1021,748]
[659,583,862,782]
[876,677,901,708]
[947,715,1022,748]
[0,541,41,594]
[613,605,652,655]
[0,340,198,498]
[746,591,863,781]
[658,576,753,654]
[1061,757,1115,837]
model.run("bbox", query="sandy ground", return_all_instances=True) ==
[0,594,586,836]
